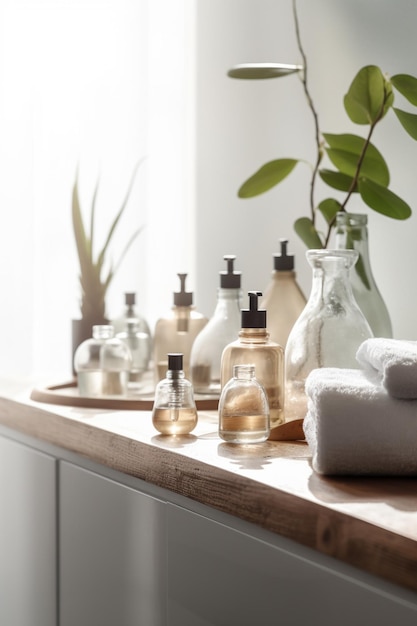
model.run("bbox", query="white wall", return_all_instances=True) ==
[193,0,417,340]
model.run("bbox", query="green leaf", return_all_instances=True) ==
[238,159,299,197]
[323,133,390,186]
[227,63,302,79]
[294,217,324,249]
[319,169,356,192]
[344,65,386,124]
[393,108,417,140]
[318,199,343,224]
[391,74,417,106]
[358,178,412,220]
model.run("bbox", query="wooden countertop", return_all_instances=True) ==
[0,383,417,596]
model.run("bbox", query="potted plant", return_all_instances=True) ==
[71,159,145,368]
[228,0,417,336]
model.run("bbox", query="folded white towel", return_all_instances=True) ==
[356,338,417,399]
[303,367,417,475]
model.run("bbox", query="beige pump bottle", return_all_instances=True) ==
[261,239,306,348]
[153,274,207,384]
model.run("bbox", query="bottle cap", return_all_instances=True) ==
[220,255,241,288]
[173,273,193,306]
[124,292,136,305]
[273,239,294,271]
[241,291,266,328]
[168,353,183,371]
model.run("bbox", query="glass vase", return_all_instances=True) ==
[285,249,373,421]
[334,212,392,338]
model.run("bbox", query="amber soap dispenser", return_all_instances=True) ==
[220,291,285,430]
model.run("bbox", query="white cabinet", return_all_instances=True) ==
[2,430,417,626]
[166,503,417,626]
[0,436,57,626]
[59,461,166,626]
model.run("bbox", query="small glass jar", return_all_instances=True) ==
[152,353,198,435]
[74,325,132,397]
[219,364,270,444]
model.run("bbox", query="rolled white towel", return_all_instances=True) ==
[356,338,417,399]
[303,367,417,476]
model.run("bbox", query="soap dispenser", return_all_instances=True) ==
[220,291,285,430]
[190,255,242,395]
[112,291,152,338]
[260,239,306,348]
[152,353,198,435]
[153,274,208,383]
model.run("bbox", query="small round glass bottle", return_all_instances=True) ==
[74,325,132,397]
[220,291,285,430]
[285,249,373,421]
[152,353,198,435]
[191,255,242,395]
[219,364,270,444]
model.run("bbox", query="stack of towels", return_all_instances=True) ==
[303,338,417,475]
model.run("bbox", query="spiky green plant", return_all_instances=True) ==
[72,160,144,321]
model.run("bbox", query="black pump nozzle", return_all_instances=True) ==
[241,291,267,328]
[168,353,183,371]
[273,238,294,271]
[220,254,241,288]
[124,292,136,306]
[174,273,193,306]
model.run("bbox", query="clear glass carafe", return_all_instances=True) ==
[219,364,270,444]
[74,325,132,397]
[152,353,198,435]
[334,212,392,338]
[285,249,373,421]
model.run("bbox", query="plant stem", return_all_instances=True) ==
[292,0,322,226]
[322,95,387,248]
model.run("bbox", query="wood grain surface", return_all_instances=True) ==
[0,392,417,596]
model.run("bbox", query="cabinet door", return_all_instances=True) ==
[0,436,57,626]
[59,461,166,626]
[167,503,417,626]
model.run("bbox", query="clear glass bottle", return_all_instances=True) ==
[190,255,242,395]
[285,249,373,421]
[334,212,393,338]
[220,291,285,430]
[219,364,270,444]
[153,274,208,384]
[260,239,307,348]
[116,319,151,387]
[152,353,198,435]
[111,292,152,338]
[74,325,132,397]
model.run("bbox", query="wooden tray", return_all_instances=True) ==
[30,381,219,411]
